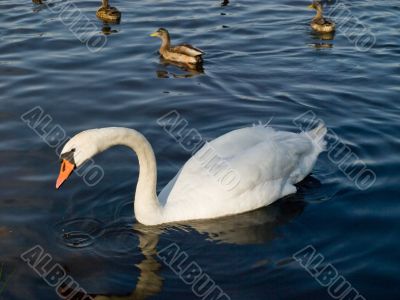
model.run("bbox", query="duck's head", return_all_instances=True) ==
[56,129,103,189]
[308,1,322,11]
[150,28,170,40]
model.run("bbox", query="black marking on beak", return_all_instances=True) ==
[60,149,76,165]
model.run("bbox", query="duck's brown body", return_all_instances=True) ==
[96,0,121,23]
[151,28,204,66]
[311,18,335,33]
[160,44,203,65]
[309,1,335,33]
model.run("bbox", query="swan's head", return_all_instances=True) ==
[56,129,103,189]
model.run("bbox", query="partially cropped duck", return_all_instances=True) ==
[56,123,327,226]
[96,0,121,23]
[150,28,204,65]
[308,1,335,33]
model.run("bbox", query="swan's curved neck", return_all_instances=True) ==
[95,128,162,225]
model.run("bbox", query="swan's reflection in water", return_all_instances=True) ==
[56,177,320,299]
[308,31,335,49]
[88,187,311,299]
[156,57,204,79]
[93,226,162,300]
[185,197,306,245]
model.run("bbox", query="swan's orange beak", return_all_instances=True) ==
[56,159,75,189]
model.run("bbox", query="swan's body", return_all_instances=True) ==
[150,28,204,66]
[57,124,326,226]
[96,0,121,23]
[308,1,335,33]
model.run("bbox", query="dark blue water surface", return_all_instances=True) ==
[1,0,399,299]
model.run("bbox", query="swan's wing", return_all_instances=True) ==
[159,126,318,221]
[215,127,315,191]
[158,170,181,206]
[200,126,312,159]
[171,44,204,57]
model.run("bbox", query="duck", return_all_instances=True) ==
[150,28,204,65]
[308,1,335,33]
[56,123,327,226]
[96,0,121,23]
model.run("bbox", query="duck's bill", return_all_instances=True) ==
[56,159,75,189]
[307,4,314,8]
[150,32,158,37]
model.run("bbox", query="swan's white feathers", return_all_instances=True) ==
[159,125,325,223]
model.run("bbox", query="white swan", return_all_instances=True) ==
[56,124,327,225]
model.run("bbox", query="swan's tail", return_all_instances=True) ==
[307,122,327,151]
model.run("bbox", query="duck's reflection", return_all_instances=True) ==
[32,0,47,13]
[90,183,310,299]
[308,31,335,49]
[156,57,204,78]
[101,23,118,35]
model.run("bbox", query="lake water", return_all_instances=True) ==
[1,0,399,299]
